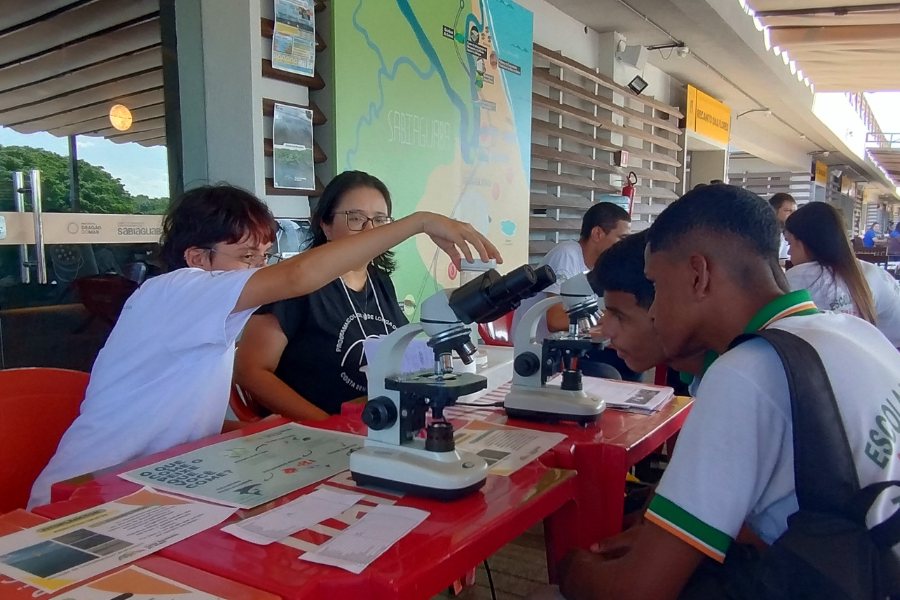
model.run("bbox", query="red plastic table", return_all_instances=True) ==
[48,390,693,575]
[35,419,576,600]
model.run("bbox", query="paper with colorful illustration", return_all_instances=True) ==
[119,424,364,509]
[272,0,315,77]
[56,565,223,600]
[0,488,234,593]
[452,420,564,476]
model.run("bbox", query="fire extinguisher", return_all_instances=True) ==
[622,172,637,214]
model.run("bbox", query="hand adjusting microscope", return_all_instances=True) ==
[503,272,607,425]
[350,264,555,500]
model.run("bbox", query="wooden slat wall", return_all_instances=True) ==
[259,0,328,200]
[728,172,813,204]
[529,45,683,261]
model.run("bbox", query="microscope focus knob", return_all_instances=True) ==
[361,396,397,430]
[514,351,541,377]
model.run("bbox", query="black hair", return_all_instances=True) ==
[310,170,396,274]
[160,184,277,271]
[589,230,654,309]
[768,192,796,211]
[580,202,631,240]
[785,202,876,324]
[647,184,780,260]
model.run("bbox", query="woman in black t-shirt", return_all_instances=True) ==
[234,171,408,419]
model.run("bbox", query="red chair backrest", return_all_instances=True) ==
[478,311,514,347]
[229,384,266,423]
[0,368,89,513]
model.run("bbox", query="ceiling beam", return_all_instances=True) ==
[106,127,165,144]
[0,70,163,126]
[756,4,900,18]
[0,47,161,112]
[9,87,164,133]
[0,0,158,68]
[0,0,87,34]
[48,103,165,137]
[769,23,900,45]
[86,116,166,138]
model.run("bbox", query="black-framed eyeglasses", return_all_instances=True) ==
[338,210,394,231]
[206,248,276,268]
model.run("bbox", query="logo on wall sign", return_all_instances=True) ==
[80,223,101,235]
[67,222,79,234]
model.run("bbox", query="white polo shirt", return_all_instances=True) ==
[512,240,587,342]
[786,259,900,347]
[646,290,900,561]
[29,267,257,508]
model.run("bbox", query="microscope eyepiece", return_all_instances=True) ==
[448,264,558,324]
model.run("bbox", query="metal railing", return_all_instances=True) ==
[867,132,900,149]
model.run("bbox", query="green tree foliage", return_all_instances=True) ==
[0,144,169,214]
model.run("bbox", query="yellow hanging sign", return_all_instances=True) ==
[685,85,730,145]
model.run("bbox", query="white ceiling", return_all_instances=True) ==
[542,0,896,189]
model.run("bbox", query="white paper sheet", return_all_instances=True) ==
[222,488,364,545]
[299,504,428,574]
[0,488,235,593]
[575,377,674,413]
[452,421,565,476]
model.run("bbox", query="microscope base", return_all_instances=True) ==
[503,384,605,425]
[350,440,488,501]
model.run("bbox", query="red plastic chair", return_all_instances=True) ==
[0,368,90,514]
[229,383,266,423]
[477,312,514,347]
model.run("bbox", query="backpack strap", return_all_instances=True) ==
[853,481,900,548]
[729,328,860,515]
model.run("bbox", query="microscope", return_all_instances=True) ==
[349,264,555,500]
[503,273,607,424]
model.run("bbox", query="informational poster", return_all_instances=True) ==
[453,420,564,476]
[59,566,223,600]
[0,489,234,593]
[333,0,533,319]
[273,103,316,190]
[119,424,363,509]
[272,0,316,77]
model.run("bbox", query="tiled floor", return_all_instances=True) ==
[433,523,549,600]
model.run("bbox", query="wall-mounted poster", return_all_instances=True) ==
[332,0,533,319]
[273,103,315,190]
[272,0,316,77]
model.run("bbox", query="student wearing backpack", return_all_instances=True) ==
[28,184,500,508]
[549,184,900,600]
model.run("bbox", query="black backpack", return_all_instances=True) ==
[679,328,900,600]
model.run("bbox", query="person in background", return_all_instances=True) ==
[888,222,900,262]
[29,184,500,508]
[511,202,632,378]
[785,202,900,347]
[863,221,882,247]
[768,192,796,263]
[549,183,900,600]
[235,172,408,420]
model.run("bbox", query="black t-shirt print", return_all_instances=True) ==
[256,267,408,415]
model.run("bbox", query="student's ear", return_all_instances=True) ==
[184,246,211,269]
[590,225,605,243]
[687,253,711,299]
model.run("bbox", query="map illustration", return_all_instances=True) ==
[333,0,533,317]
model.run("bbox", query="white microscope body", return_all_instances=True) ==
[503,273,607,424]
[349,265,555,500]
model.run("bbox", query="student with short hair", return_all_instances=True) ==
[768,192,796,262]
[588,230,701,382]
[551,184,900,600]
[785,202,900,347]
[29,184,500,508]
[864,221,882,247]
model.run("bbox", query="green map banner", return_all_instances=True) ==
[332,0,533,318]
